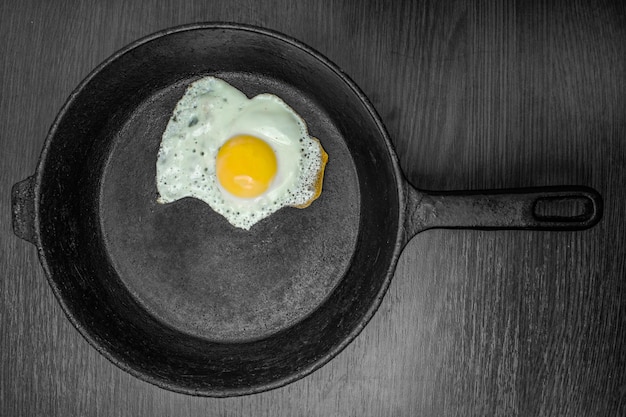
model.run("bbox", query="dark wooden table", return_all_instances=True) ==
[2,1,625,416]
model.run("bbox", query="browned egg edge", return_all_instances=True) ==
[292,137,328,209]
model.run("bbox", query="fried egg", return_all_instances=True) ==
[156,76,328,230]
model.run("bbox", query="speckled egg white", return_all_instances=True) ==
[156,76,326,229]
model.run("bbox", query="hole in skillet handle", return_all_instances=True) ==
[524,186,603,230]
[533,195,596,223]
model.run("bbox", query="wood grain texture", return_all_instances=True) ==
[1,0,625,416]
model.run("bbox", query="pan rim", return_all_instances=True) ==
[31,21,408,396]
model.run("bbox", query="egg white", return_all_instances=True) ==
[156,76,324,229]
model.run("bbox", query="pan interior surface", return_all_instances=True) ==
[35,24,402,395]
[99,71,360,342]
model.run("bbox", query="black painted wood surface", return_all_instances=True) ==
[1,1,625,416]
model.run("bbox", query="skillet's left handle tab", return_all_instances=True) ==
[12,176,37,244]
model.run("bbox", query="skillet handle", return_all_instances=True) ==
[405,185,603,236]
[11,176,37,244]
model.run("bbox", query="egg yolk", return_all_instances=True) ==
[216,135,278,198]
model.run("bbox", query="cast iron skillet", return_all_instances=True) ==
[11,23,602,396]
